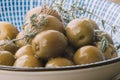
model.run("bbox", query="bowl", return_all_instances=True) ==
[0,57,120,80]
[0,0,120,80]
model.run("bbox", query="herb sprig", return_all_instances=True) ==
[0,0,119,51]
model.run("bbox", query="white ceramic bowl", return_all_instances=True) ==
[0,57,120,80]
[0,0,120,80]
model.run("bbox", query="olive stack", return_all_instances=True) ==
[0,6,118,68]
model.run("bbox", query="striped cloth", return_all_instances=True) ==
[0,0,120,29]
[0,0,120,52]
[0,0,120,79]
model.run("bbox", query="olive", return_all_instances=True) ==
[0,51,15,66]
[82,18,99,30]
[32,30,68,59]
[66,18,95,48]
[24,6,62,22]
[15,31,32,47]
[24,6,42,22]
[73,46,105,65]
[24,15,65,34]
[64,46,75,61]
[95,42,118,59]
[45,57,74,68]
[15,44,34,59]
[103,44,118,59]
[14,55,42,68]
[0,22,19,40]
[15,31,26,47]
[95,30,114,44]
[0,40,18,54]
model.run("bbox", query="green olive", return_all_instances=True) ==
[73,46,105,65]
[82,18,99,30]
[64,46,75,61]
[0,22,19,40]
[102,44,118,59]
[45,57,74,68]
[24,6,42,22]
[15,31,32,47]
[66,18,95,48]
[24,6,62,22]
[15,31,26,47]
[14,55,42,68]
[0,51,15,66]
[15,44,34,59]
[32,30,68,59]
[0,40,18,54]
[95,42,118,59]
[24,15,65,34]
[95,30,114,44]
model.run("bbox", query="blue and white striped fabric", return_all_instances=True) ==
[0,0,120,29]
[0,0,120,53]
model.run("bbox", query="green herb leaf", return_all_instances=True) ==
[101,20,105,29]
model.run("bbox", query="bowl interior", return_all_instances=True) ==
[0,0,120,70]
[0,54,119,71]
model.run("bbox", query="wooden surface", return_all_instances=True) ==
[108,0,120,4]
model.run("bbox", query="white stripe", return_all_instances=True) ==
[89,0,97,18]
[108,5,119,25]
[30,0,33,9]
[113,7,120,26]
[103,4,115,21]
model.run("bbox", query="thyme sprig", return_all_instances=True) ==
[0,0,119,51]
[53,0,119,51]
[95,30,110,52]
[0,0,55,46]
[21,11,49,45]
[0,36,26,46]
[53,0,118,33]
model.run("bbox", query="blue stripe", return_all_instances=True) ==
[0,0,119,26]
[0,0,120,48]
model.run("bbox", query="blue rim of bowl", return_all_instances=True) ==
[0,56,120,72]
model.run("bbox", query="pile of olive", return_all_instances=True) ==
[0,6,117,68]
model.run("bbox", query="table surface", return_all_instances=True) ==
[108,0,120,4]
